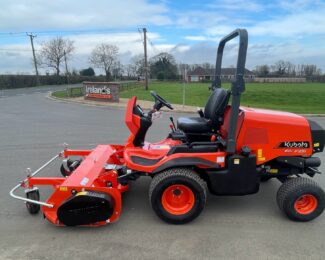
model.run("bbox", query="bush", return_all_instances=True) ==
[80,67,95,76]
[157,72,165,81]
[0,75,108,89]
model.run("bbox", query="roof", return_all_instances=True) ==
[188,67,255,76]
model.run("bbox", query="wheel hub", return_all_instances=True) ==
[294,194,318,215]
[161,185,195,215]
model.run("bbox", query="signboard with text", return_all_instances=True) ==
[83,82,119,102]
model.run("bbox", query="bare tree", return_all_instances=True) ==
[255,65,270,77]
[125,64,134,78]
[130,55,145,76]
[271,60,287,76]
[286,62,296,76]
[89,44,119,80]
[39,37,74,75]
[201,62,214,70]
[112,61,123,80]
[271,60,296,76]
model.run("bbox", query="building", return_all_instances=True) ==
[187,67,255,82]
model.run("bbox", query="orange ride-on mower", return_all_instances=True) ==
[10,29,325,226]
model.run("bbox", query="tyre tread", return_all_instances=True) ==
[276,177,325,221]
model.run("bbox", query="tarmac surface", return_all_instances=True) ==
[0,86,325,260]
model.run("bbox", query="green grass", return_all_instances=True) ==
[120,82,325,114]
[52,90,68,98]
[52,87,83,98]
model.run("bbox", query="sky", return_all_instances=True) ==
[0,0,325,74]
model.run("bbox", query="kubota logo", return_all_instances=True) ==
[278,141,310,148]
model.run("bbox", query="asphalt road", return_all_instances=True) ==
[0,86,324,260]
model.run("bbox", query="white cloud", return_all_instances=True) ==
[184,36,208,41]
[0,0,171,30]
[0,31,176,74]
[207,0,264,12]
[174,11,226,29]
[278,0,321,11]
[249,8,325,37]
[1,0,325,73]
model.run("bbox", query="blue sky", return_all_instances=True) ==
[0,0,325,74]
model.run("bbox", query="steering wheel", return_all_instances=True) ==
[150,91,174,110]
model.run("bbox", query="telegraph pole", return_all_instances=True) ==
[143,28,148,90]
[64,50,69,84]
[27,33,39,85]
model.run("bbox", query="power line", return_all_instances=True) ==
[0,48,37,52]
[0,28,139,38]
[147,36,160,56]
[137,28,143,42]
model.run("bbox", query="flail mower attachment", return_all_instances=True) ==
[10,144,128,227]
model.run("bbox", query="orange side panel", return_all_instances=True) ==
[236,107,313,164]
[219,106,245,140]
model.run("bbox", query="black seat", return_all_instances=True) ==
[177,88,230,133]
[177,117,211,133]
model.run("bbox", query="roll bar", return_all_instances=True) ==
[212,29,248,153]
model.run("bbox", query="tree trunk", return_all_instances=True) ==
[105,70,111,81]
[56,59,60,76]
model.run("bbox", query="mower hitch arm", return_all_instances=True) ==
[9,153,61,208]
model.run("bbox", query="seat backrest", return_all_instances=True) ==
[204,88,230,129]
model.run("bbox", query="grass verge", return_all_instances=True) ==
[120,82,325,114]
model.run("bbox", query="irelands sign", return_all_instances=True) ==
[83,82,119,102]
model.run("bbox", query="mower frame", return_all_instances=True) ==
[10,153,60,208]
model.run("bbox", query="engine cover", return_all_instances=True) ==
[57,191,114,226]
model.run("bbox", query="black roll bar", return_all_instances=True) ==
[212,29,248,153]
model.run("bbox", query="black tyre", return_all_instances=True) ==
[60,159,81,177]
[149,168,206,224]
[276,177,325,222]
[26,189,40,214]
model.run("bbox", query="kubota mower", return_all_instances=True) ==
[10,29,325,226]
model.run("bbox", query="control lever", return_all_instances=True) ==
[197,108,204,117]
[169,117,176,131]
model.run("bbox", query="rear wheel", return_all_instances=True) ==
[25,189,40,214]
[276,177,325,221]
[149,168,206,224]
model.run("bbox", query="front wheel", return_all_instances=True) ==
[25,189,40,214]
[277,177,325,222]
[149,168,206,224]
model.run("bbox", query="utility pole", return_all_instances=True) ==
[27,33,39,85]
[143,28,148,90]
[64,50,69,84]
